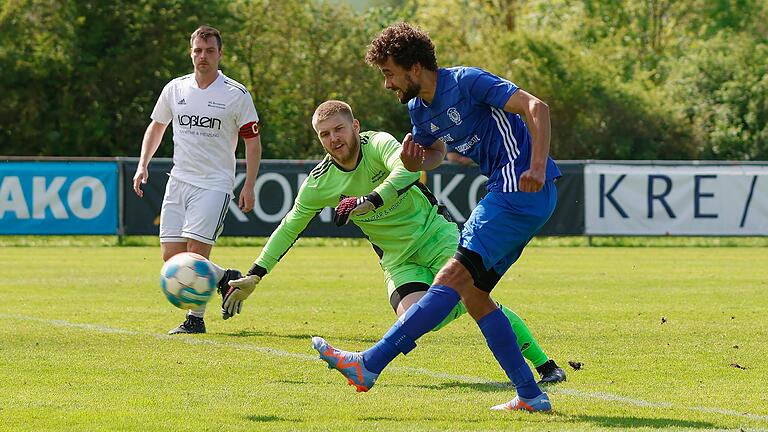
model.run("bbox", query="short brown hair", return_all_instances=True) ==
[312,100,354,125]
[190,25,222,50]
[365,22,437,71]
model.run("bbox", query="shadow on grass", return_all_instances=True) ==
[221,330,314,340]
[359,417,399,421]
[354,411,718,429]
[403,381,512,392]
[358,413,716,429]
[273,379,309,385]
[358,416,442,422]
[245,415,298,423]
[405,380,571,392]
[220,329,378,343]
[554,413,718,429]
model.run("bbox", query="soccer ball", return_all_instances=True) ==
[160,252,217,309]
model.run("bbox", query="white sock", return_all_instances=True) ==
[188,308,205,318]
[187,259,224,319]
[208,260,226,283]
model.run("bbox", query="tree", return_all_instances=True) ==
[0,0,231,157]
[0,1,77,153]
[665,32,768,159]
[224,0,409,159]
[1,0,764,161]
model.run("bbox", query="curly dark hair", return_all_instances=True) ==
[365,22,438,71]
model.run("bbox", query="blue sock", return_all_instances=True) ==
[478,308,541,399]
[363,285,460,373]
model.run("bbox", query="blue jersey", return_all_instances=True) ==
[408,67,561,193]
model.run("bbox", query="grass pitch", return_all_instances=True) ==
[0,242,766,431]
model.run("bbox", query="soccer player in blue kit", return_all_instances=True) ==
[311,22,561,412]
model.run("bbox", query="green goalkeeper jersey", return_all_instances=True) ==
[254,130,455,272]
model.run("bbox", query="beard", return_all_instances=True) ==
[397,76,420,104]
[329,135,360,167]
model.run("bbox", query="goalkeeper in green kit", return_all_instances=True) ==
[224,100,565,384]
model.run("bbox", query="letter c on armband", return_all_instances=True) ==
[239,121,259,139]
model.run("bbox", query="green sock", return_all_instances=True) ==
[430,301,550,368]
[499,304,549,368]
[431,301,466,332]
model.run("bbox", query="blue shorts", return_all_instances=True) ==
[459,180,557,277]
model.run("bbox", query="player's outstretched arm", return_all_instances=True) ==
[223,176,328,315]
[504,89,551,192]
[133,120,168,197]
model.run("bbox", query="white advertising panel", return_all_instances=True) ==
[585,164,768,235]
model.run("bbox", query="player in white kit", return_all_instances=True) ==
[132,25,262,334]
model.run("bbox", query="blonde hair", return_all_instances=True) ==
[312,100,354,125]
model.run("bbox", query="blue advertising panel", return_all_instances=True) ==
[0,162,118,234]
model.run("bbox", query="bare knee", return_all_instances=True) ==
[395,291,426,317]
[434,259,475,296]
[186,240,212,259]
[435,258,496,320]
[161,242,187,262]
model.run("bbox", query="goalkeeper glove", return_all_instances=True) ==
[333,193,383,226]
[223,263,267,316]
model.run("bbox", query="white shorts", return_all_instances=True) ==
[159,176,231,245]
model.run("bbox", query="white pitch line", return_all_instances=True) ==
[3,313,767,423]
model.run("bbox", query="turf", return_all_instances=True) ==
[0,244,766,431]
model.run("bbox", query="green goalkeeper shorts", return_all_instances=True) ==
[383,223,459,300]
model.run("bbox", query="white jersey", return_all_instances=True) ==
[151,71,259,194]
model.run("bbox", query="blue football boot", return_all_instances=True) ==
[490,392,552,412]
[311,336,379,392]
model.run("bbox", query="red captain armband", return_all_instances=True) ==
[239,121,259,139]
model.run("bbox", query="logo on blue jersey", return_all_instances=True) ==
[438,134,454,145]
[430,122,439,132]
[447,107,462,125]
[454,135,480,153]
